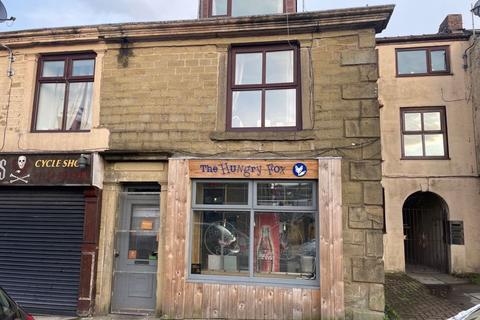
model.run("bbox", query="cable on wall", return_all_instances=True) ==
[0,43,14,151]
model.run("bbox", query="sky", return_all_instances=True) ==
[0,0,477,37]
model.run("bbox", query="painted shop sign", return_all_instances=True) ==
[0,154,92,186]
[189,159,318,179]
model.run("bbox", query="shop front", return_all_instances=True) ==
[95,157,344,319]
[0,153,102,316]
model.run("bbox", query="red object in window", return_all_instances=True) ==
[255,214,280,272]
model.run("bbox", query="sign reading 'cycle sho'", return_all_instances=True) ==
[189,159,318,179]
[0,154,92,186]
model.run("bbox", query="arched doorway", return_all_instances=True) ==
[403,192,449,273]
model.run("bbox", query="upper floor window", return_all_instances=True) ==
[32,53,96,132]
[227,43,300,131]
[396,46,450,76]
[401,107,448,159]
[211,0,284,17]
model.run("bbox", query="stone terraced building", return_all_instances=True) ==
[0,1,394,319]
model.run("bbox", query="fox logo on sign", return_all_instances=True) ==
[293,163,307,177]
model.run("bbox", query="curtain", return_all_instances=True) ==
[66,82,93,130]
[36,83,65,130]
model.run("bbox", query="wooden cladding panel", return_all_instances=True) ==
[162,159,343,319]
[319,158,344,319]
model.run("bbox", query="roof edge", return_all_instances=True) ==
[0,5,395,48]
[377,31,471,44]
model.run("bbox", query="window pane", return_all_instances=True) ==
[128,205,159,261]
[212,0,228,15]
[191,211,250,276]
[404,113,422,131]
[254,212,316,279]
[265,89,296,127]
[423,112,441,131]
[72,59,95,76]
[235,53,262,85]
[425,134,445,156]
[266,50,293,83]
[35,83,66,130]
[66,82,93,131]
[257,182,314,207]
[403,135,423,157]
[232,90,262,128]
[42,61,64,77]
[196,182,249,205]
[397,50,427,75]
[232,0,283,16]
[431,50,447,72]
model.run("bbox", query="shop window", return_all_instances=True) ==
[32,53,96,132]
[396,46,450,76]
[227,43,300,131]
[210,0,284,17]
[190,180,318,286]
[401,107,449,159]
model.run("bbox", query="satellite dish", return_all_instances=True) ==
[473,0,480,18]
[0,0,15,22]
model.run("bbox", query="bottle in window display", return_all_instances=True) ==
[257,226,274,272]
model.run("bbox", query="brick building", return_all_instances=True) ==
[0,1,394,319]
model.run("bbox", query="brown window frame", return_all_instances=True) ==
[396,46,451,77]
[208,0,286,17]
[400,106,449,160]
[226,43,301,131]
[31,52,96,133]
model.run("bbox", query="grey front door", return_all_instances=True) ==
[111,192,160,314]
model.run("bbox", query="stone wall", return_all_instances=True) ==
[99,28,384,319]
[470,38,480,175]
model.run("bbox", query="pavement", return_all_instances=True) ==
[34,272,480,320]
[386,272,480,320]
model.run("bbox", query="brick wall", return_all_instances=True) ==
[100,29,384,319]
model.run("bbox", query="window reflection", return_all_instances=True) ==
[425,134,445,156]
[257,182,313,207]
[397,50,427,75]
[232,0,283,16]
[191,211,250,276]
[265,89,296,127]
[35,83,66,130]
[212,0,228,15]
[72,59,95,76]
[402,108,447,158]
[196,182,249,205]
[42,61,64,77]
[232,91,262,128]
[254,212,316,279]
[404,113,421,131]
[66,82,93,131]
[430,51,447,72]
[235,53,262,85]
[404,135,423,157]
[266,51,293,83]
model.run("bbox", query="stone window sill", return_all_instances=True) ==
[209,130,315,141]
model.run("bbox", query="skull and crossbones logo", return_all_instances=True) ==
[10,155,30,184]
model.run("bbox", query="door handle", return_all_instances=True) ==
[114,249,119,258]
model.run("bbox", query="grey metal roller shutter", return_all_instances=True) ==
[0,188,85,316]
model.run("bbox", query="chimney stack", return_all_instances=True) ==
[438,14,463,34]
